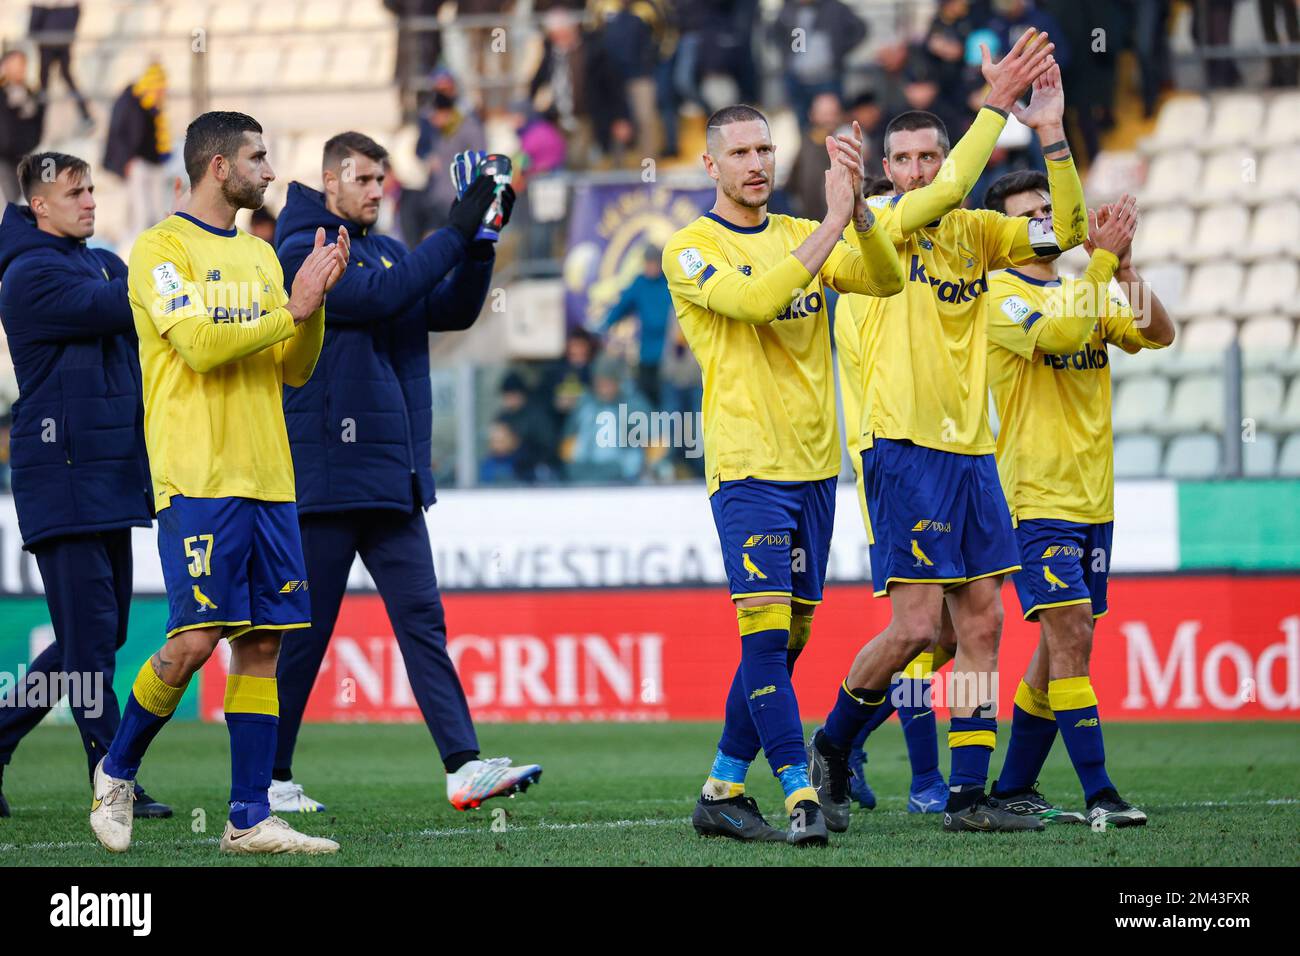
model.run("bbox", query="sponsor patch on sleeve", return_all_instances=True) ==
[152,262,182,296]
[677,247,706,279]
[1000,295,1033,327]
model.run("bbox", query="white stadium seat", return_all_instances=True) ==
[1243,431,1279,476]
[1163,433,1221,478]
[1186,203,1249,263]
[1233,261,1300,318]
[1152,373,1224,434]
[1140,151,1202,207]
[1139,263,1188,315]
[1275,377,1300,431]
[1197,149,1257,203]
[1113,377,1172,433]
[1114,434,1163,478]
[1183,262,1244,316]
[1244,372,1286,427]
[1132,206,1195,266]
[1177,317,1236,371]
[1240,316,1297,370]
[1141,96,1209,153]
[1277,433,1300,476]
[1244,201,1300,261]
[1206,92,1267,149]
[1262,91,1300,148]
[1259,147,1300,200]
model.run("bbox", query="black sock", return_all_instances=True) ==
[946,783,984,812]
[443,750,479,774]
[272,766,292,783]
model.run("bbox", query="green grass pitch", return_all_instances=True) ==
[1,722,1295,866]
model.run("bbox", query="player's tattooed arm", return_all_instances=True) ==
[853,202,875,233]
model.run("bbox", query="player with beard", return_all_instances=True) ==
[90,111,349,854]
[663,104,903,846]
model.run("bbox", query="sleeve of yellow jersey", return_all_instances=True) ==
[820,218,904,297]
[130,229,298,374]
[662,228,813,325]
[1101,278,1171,355]
[977,154,1089,269]
[987,250,1124,358]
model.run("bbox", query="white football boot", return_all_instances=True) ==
[89,757,135,853]
[447,757,543,810]
[220,815,339,854]
[269,779,327,813]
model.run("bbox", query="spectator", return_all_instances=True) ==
[1045,0,1123,160]
[479,419,529,485]
[495,370,560,480]
[1259,0,1300,88]
[248,206,276,244]
[529,7,632,168]
[600,245,672,407]
[541,327,598,428]
[846,91,886,171]
[102,62,171,241]
[672,1,760,114]
[1189,0,1241,88]
[919,0,980,101]
[562,356,649,483]
[786,91,843,220]
[1129,0,1172,117]
[899,49,968,144]
[514,102,567,178]
[660,317,704,477]
[772,0,867,128]
[383,0,443,121]
[28,1,92,134]
[597,0,668,161]
[0,51,45,204]
[401,69,487,244]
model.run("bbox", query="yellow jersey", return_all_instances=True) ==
[986,258,1168,523]
[129,212,323,509]
[663,211,900,494]
[833,292,872,533]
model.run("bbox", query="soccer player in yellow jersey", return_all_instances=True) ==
[981,175,1172,829]
[663,103,903,846]
[89,112,349,855]
[808,39,1090,833]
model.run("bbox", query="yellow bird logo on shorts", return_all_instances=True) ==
[1044,566,1069,592]
[193,584,218,611]
[911,539,933,567]
[742,553,767,581]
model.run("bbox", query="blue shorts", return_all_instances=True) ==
[158,495,311,640]
[1011,518,1113,621]
[710,477,836,604]
[862,438,1020,597]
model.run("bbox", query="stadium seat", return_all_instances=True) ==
[1244,372,1286,427]
[210,1,257,33]
[1244,200,1300,261]
[281,44,330,90]
[1233,260,1300,318]
[1176,317,1236,371]
[1113,434,1163,478]
[1277,432,1300,476]
[346,1,392,27]
[1259,147,1300,200]
[163,1,207,35]
[1262,91,1300,148]
[1138,263,1187,315]
[1140,151,1202,207]
[1275,377,1300,431]
[258,3,301,32]
[1206,92,1267,148]
[1197,149,1257,203]
[1112,376,1172,433]
[1240,316,1297,370]
[1162,432,1221,478]
[1141,96,1209,153]
[301,1,351,29]
[1244,431,1279,476]
[1152,373,1224,434]
[1186,203,1249,263]
[1183,262,1243,317]
[1132,206,1195,266]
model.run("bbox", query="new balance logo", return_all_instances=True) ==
[205,269,221,281]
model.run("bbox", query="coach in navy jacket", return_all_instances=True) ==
[0,154,166,817]
[270,132,540,813]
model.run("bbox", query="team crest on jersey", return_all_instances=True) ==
[255,265,274,294]
[958,244,977,268]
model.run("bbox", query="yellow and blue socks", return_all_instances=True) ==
[225,674,279,830]
[102,661,187,780]
[947,715,997,809]
[994,680,1058,795]
[703,750,749,800]
[897,652,942,788]
[1049,676,1113,801]
[733,605,808,783]
[778,763,816,814]
[824,682,889,751]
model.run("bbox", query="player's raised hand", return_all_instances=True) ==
[981,27,1055,113]
[286,227,337,324]
[1011,62,1066,130]
[824,162,856,227]
[1084,194,1138,259]
[323,225,350,292]
[828,122,866,195]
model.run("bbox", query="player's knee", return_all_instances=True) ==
[235,629,282,666]
[891,612,943,659]
[958,610,1002,656]
[168,628,224,675]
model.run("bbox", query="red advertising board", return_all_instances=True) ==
[200,576,1300,723]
